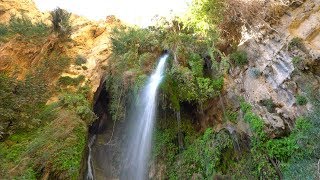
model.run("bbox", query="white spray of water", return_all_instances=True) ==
[87,135,96,180]
[122,54,168,180]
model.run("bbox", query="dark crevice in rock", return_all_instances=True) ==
[89,79,110,134]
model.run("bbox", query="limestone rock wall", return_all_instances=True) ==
[227,0,320,136]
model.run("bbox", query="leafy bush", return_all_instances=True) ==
[0,74,49,135]
[230,50,248,66]
[296,95,307,105]
[58,75,85,86]
[259,98,276,113]
[170,128,234,179]
[58,92,96,123]
[188,53,203,77]
[8,16,49,38]
[75,55,87,65]
[197,77,223,102]
[39,53,71,77]
[111,26,160,56]
[225,109,238,123]
[0,24,8,40]
[154,121,234,179]
[292,56,301,65]
[238,98,319,179]
[50,7,72,37]
[240,100,252,113]
[288,37,304,51]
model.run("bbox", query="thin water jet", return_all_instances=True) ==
[122,54,168,180]
[87,135,96,180]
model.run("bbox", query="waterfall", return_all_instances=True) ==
[122,54,168,180]
[86,135,96,180]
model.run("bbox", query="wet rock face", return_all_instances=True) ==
[87,81,124,179]
[229,0,320,135]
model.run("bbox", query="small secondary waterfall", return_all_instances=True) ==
[87,135,96,180]
[122,54,168,180]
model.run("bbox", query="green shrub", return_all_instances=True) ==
[39,54,71,77]
[8,17,49,38]
[288,37,304,51]
[0,24,8,39]
[266,137,298,161]
[296,95,307,106]
[244,112,266,140]
[230,50,248,66]
[75,55,87,65]
[170,128,234,179]
[260,98,276,113]
[292,56,301,65]
[226,110,238,123]
[240,100,252,113]
[188,53,203,77]
[0,74,49,134]
[58,92,96,123]
[58,75,85,86]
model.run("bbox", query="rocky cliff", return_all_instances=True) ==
[224,0,320,136]
[0,0,319,179]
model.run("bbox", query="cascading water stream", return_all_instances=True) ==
[87,135,96,180]
[122,54,168,180]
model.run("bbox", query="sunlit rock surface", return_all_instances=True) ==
[226,0,320,135]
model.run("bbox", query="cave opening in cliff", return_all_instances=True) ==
[89,80,110,135]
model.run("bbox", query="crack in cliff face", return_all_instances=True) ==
[89,80,109,134]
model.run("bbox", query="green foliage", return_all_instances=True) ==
[0,74,49,134]
[38,53,71,78]
[240,100,252,113]
[58,92,96,123]
[283,92,320,178]
[0,16,50,42]
[51,123,86,179]
[244,111,267,140]
[238,97,320,179]
[295,95,307,106]
[230,50,248,66]
[188,53,203,77]
[75,55,87,66]
[108,18,226,120]
[170,128,234,179]
[184,0,224,41]
[111,26,160,56]
[58,75,85,86]
[0,24,8,41]
[50,7,72,37]
[260,98,276,113]
[283,158,318,180]
[0,90,94,179]
[266,137,298,161]
[8,16,50,38]
[292,56,301,65]
[288,37,304,51]
[197,77,223,102]
[225,109,238,123]
[152,116,198,168]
